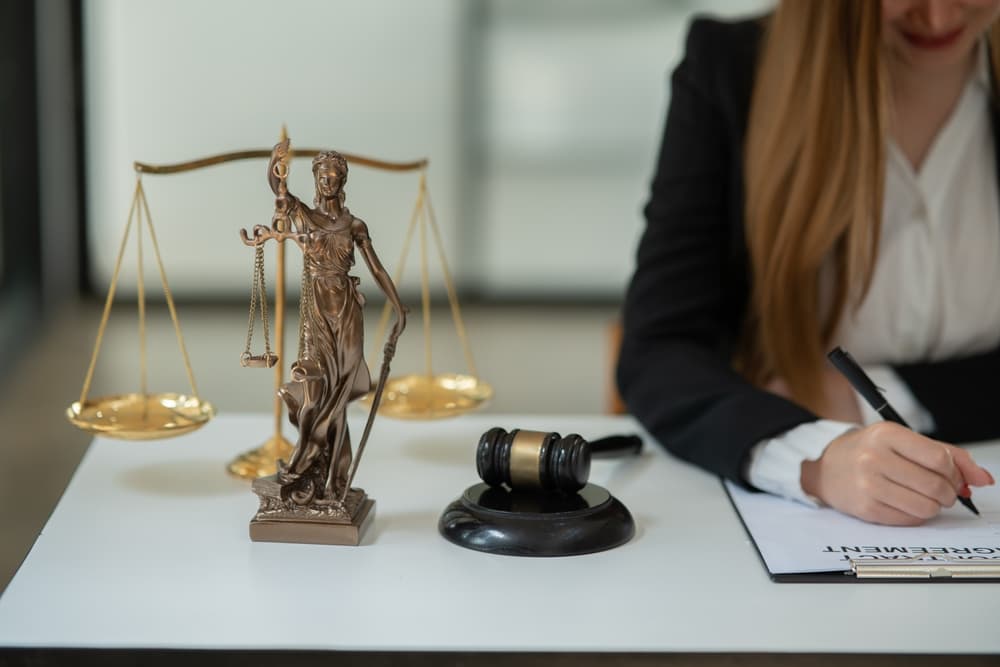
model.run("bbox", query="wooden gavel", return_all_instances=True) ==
[476,427,642,493]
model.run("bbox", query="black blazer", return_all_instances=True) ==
[617,16,1000,488]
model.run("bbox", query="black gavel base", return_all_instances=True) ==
[439,483,634,557]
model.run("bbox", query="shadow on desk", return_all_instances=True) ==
[116,460,248,498]
[399,436,476,467]
[599,450,651,491]
[2,649,999,667]
[365,510,442,544]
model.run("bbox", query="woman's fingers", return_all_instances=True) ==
[946,444,996,488]
[879,450,958,509]
[806,423,992,526]
[878,426,963,488]
[832,447,947,523]
[873,467,954,519]
[858,499,927,527]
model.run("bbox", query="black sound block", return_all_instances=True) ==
[438,482,635,557]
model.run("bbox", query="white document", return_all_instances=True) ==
[725,443,1000,576]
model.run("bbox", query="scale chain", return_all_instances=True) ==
[243,246,259,358]
[298,263,313,359]
[258,245,272,355]
[241,243,275,367]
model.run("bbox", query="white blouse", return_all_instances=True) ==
[747,46,1000,504]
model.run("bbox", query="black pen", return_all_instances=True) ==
[827,346,980,516]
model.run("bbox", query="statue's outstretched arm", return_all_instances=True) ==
[354,219,407,349]
[239,224,308,249]
[241,142,309,248]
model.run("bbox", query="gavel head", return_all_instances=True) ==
[476,427,591,493]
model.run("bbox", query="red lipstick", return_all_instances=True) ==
[902,26,964,50]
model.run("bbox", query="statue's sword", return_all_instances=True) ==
[339,326,401,503]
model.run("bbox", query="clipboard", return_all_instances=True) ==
[723,464,1000,583]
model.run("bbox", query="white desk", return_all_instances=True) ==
[1,414,998,659]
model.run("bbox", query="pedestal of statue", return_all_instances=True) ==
[249,475,375,546]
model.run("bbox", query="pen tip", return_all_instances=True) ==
[958,495,981,516]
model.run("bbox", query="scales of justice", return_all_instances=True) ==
[66,129,493,545]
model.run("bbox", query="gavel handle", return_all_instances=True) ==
[589,434,643,459]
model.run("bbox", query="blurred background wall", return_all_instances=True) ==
[81,0,770,303]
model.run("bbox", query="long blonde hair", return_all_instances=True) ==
[741,1,1000,414]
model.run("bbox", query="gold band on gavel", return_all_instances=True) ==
[509,430,547,488]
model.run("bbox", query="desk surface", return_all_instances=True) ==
[1,413,999,655]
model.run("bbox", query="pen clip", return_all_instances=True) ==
[828,346,911,429]
[828,347,883,405]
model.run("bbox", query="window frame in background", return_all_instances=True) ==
[0,0,87,379]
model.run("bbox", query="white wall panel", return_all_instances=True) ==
[476,1,773,298]
[84,0,772,301]
[84,0,462,299]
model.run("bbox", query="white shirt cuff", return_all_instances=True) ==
[745,420,857,507]
[855,364,936,433]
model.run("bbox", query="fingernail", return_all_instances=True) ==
[960,484,971,498]
[987,470,996,486]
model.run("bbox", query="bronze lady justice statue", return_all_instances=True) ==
[241,139,406,543]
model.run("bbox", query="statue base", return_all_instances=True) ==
[249,474,374,546]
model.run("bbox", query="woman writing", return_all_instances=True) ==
[618,0,998,525]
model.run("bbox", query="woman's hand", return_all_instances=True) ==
[801,423,995,525]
